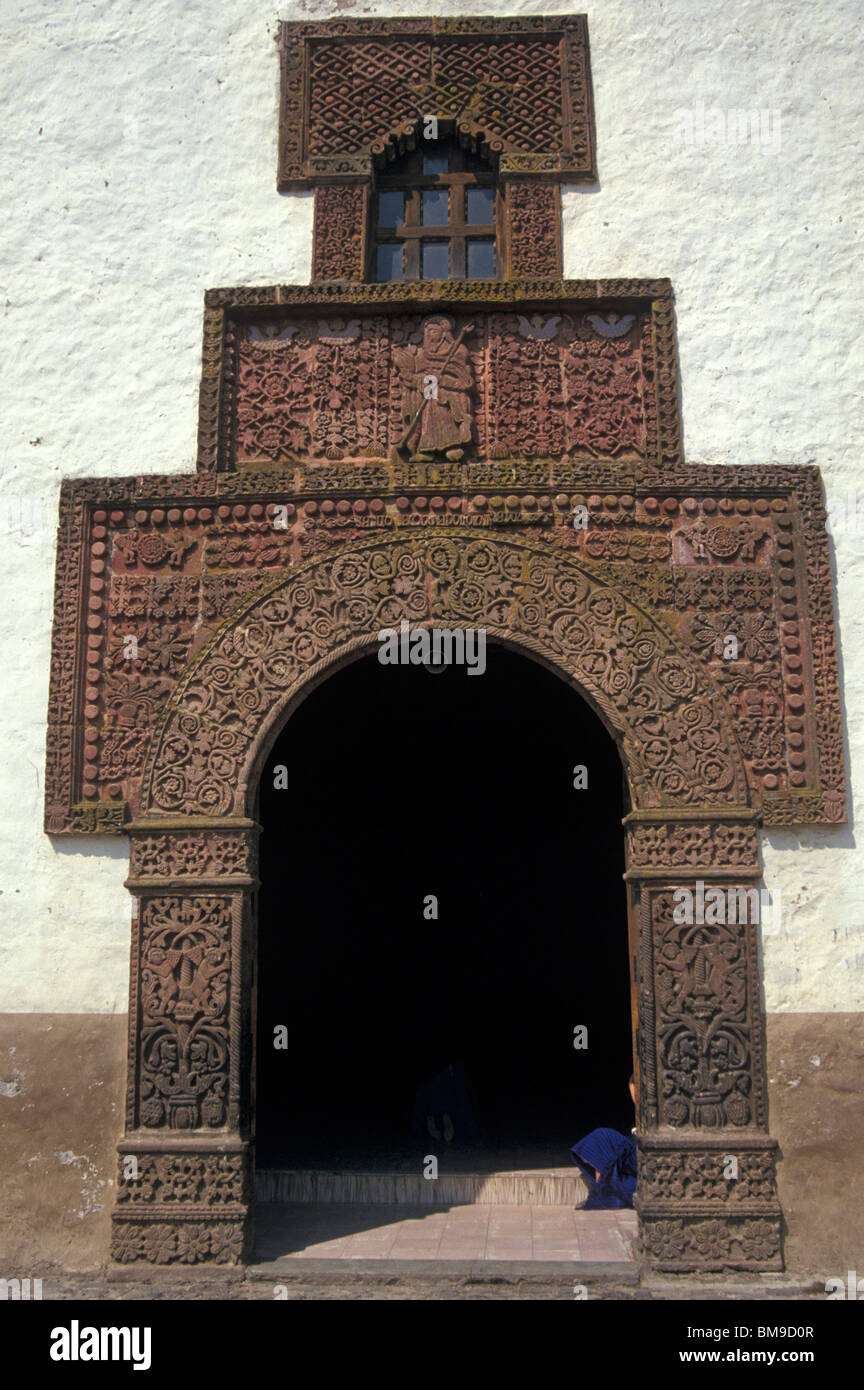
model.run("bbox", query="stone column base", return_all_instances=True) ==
[636,1134,783,1272]
[110,1140,251,1266]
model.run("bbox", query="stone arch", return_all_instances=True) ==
[117,531,782,1274]
[141,530,750,819]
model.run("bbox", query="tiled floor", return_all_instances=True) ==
[254,1202,637,1262]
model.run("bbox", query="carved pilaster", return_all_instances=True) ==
[636,875,766,1131]
[626,809,781,1271]
[312,184,368,282]
[112,818,258,1264]
[506,181,562,278]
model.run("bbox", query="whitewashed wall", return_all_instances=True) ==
[1,0,861,1012]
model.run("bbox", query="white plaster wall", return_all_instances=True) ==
[0,0,861,1012]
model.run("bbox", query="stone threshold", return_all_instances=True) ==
[247,1259,639,1280]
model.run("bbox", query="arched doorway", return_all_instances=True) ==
[254,644,633,1184]
[114,532,781,1271]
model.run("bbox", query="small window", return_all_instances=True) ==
[372,138,499,283]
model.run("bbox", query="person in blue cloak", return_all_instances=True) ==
[570,1075,637,1210]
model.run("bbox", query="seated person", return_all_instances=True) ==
[569,1075,637,1210]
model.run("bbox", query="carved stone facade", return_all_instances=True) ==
[47,447,837,1269]
[43,16,845,1274]
[46,306,841,1276]
[44,286,844,836]
[200,284,675,472]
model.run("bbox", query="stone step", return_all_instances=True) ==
[255,1168,589,1206]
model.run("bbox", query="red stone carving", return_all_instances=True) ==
[140,533,747,820]
[112,1151,248,1265]
[393,315,474,460]
[215,290,664,471]
[129,826,257,882]
[312,184,368,283]
[45,460,846,832]
[137,895,233,1131]
[42,284,843,1275]
[506,181,562,277]
[648,886,760,1130]
[278,16,596,190]
[624,814,760,875]
[636,1131,782,1271]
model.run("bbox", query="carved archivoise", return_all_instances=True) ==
[45,446,844,832]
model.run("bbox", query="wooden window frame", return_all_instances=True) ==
[372,142,500,282]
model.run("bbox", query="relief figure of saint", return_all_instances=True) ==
[394,315,474,461]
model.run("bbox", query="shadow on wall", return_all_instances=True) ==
[49,836,130,864]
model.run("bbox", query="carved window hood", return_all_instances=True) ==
[277,15,597,191]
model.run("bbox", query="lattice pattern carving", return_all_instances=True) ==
[278,16,596,189]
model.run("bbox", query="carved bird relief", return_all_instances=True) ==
[586,313,636,338]
[516,313,561,340]
[248,322,298,342]
[317,318,361,342]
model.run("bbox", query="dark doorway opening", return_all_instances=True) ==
[255,644,633,1175]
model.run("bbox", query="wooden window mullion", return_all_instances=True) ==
[403,188,421,280]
